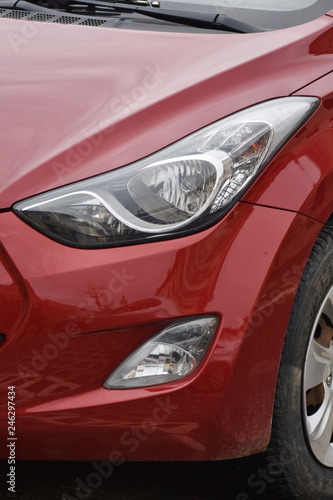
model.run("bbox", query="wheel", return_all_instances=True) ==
[262,222,333,499]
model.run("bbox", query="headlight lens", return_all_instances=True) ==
[14,97,318,248]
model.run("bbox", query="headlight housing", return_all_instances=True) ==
[14,97,318,248]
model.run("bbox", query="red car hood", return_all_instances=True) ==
[1,13,333,208]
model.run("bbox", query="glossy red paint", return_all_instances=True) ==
[1,6,333,462]
[0,203,322,460]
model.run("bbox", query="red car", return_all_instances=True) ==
[1,0,333,498]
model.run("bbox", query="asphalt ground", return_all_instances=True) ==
[0,458,269,500]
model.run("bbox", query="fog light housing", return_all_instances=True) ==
[104,316,219,389]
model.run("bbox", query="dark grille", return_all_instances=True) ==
[1,10,31,18]
[0,8,109,26]
[28,12,57,21]
[54,15,81,23]
[80,18,105,26]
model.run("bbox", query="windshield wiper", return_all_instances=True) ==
[18,0,267,33]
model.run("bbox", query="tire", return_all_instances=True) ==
[261,221,333,499]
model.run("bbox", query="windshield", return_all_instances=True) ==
[0,0,331,31]
[158,0,332,29]
[162,0,318,11]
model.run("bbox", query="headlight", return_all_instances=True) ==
[14,97,318,248]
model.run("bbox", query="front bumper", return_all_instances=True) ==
[0,202,322,460]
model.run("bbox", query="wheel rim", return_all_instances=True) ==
[303,286,333,467]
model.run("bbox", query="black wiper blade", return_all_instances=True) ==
[78,1,267,32]
[22,0,267,33]
[120,4,267,32]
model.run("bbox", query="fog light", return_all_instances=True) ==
[104,316,218,389]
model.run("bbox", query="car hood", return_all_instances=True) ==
[1,13,333,208]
